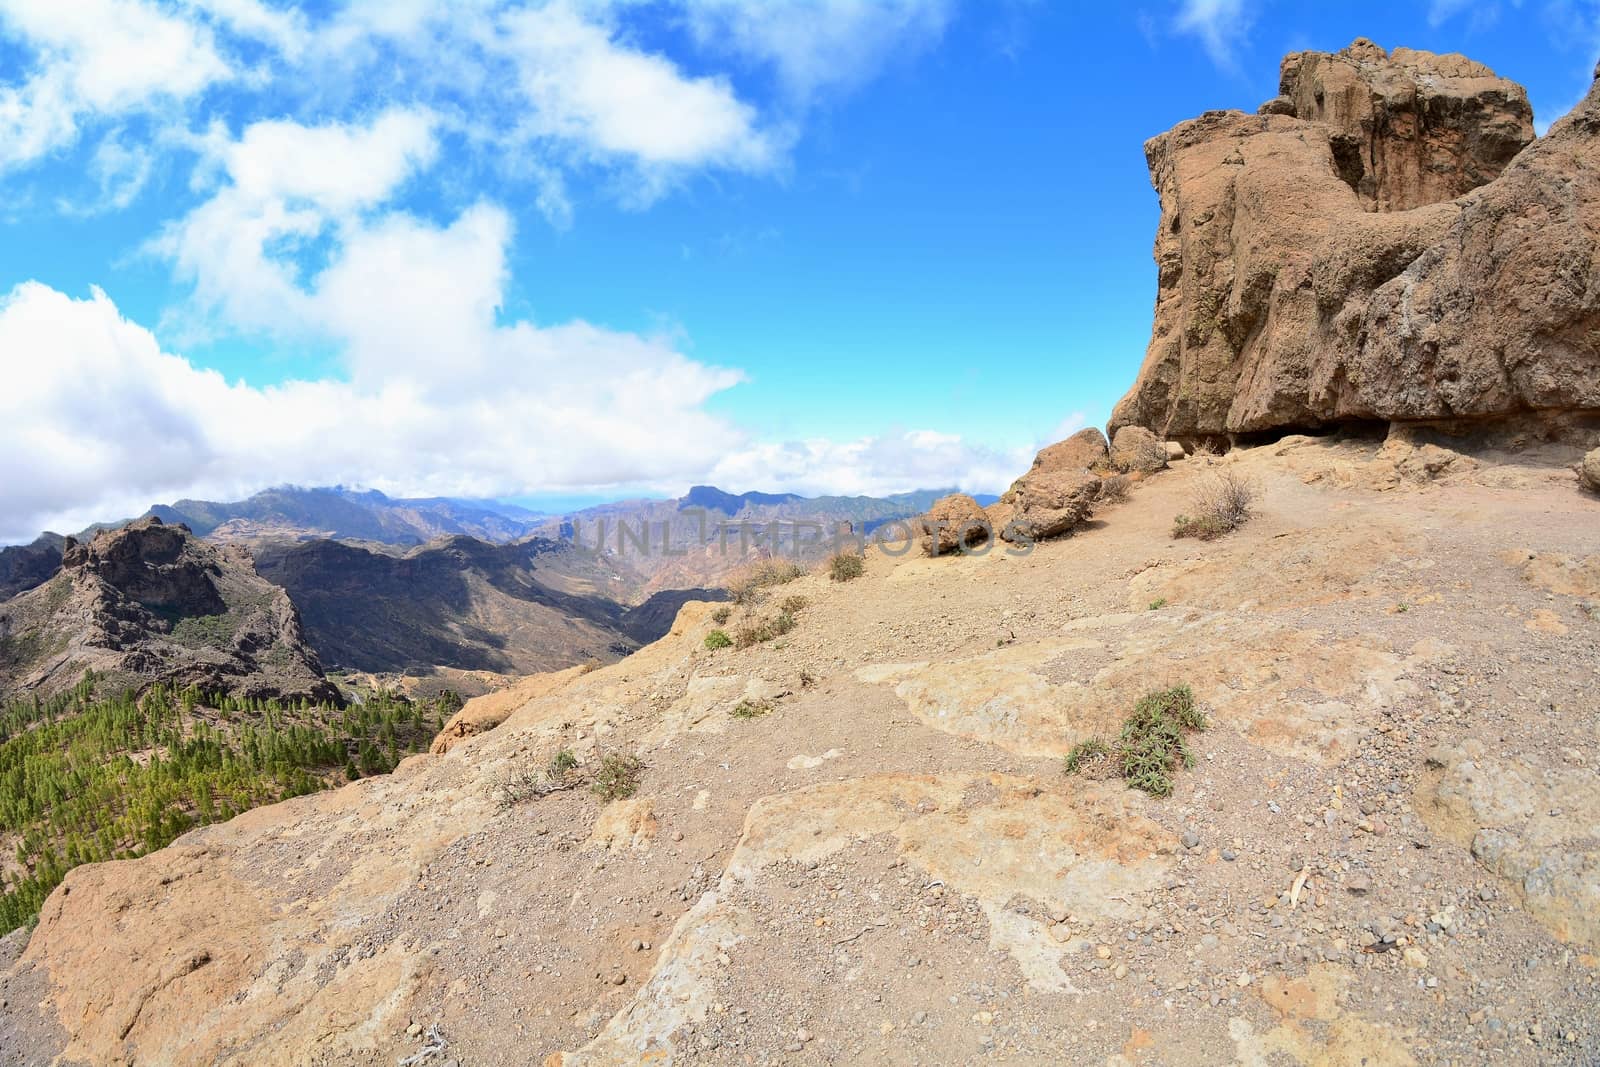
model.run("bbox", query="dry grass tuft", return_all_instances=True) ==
[1172,469,1256,541]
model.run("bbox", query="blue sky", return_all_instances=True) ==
[1,0,1597,542]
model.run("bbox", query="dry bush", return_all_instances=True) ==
[1172,469,1256,541]
[1097,474,1131,504]
[780,594,809,614]
[734,610,798,649]
[827,552,865,582]
[729,558,805,606]
[710,605,731,625]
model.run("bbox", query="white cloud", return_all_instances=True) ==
[678,0,956,98]
[0,0,230,169]
[706,429,1028,499]
[0,278,746,544]
[158,108,439,334]
[1172,0,1252,71]
[498,2,777,189]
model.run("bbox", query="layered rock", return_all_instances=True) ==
[0,517,336,703]
[1108,38,1600,443]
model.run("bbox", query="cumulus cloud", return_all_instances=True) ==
[677,0,956,98]
[0,2,991,541]
[706,430,1029,500]
[0,278,747,544]
[0,0,231,169]
[1172,0,1253,71]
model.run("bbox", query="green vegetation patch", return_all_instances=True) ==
[1063,685,1207,798]
[170,613,240,650]
[592,753,644,801]
[704,629,733,650]
[0,674,442,935]
[729,698,773,720]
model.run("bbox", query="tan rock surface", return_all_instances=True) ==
[430,666,588,753]
[1107,39,1600,443]
[4,440,1600,1066]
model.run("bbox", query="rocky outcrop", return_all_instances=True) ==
[917,493,990,556]
[1108,38,1600,443]
[984,433,1111,545]
[1029,427,1109,474]
[0,533,63,601]
[1583,448,1600,492]
[0,517,336,703]
[430,666,587,753]
[1110,425,1168,474]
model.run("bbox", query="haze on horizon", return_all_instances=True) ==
[1,0,1596,544]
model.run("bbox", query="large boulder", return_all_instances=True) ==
[1111,426,1168,474]
[1582,449,1600,493]
[1029,428,1109,474]
[918,493,992,556]
[1106,38,1596,442]
[997,469,1101,544]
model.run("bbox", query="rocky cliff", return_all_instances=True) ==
[0,517,336,703]
[1111,39,1600,443]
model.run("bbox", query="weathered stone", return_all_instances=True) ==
[1111,426,1167,474]
[917,493,991,556]
[1108,38,1587,442]
[1582,448,1600,493]
[1029,428,1109,474]
[997,470,1101,543]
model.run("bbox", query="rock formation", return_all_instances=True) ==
[917,493,991,555]
[1110,426,1168,474]
[0,517,337,703]
[991,436,1105,543]
[1108,39,1600,443]
[1583,448,1600,493]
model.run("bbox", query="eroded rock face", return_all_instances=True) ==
[916,493,990,556]
[1108,38,1596,442]
[1110,425,1167,474]
[0,517,336,703]
[1278,39,1533,212]
[1029,427,1109,474]
[1583,449,1600,492]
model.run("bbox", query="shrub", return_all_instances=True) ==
[1063,737,1109,774]
[1063,685,1207,798]
[734,611,797,649]
[729,698,772,719]
[1172,469,1256,541]
[1147,598,1167,611]
[704,629,733,650]
[711,606,732,625]
[729,559,805,606]
[780,595,809,614]
[798,669,816,688]
[547,748,578,778]
[1097,474,1132,504]
[495,771,544,810]
[828,553,865,582]
[592,753,643,801]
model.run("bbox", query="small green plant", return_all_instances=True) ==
[734,611,797,649]
[592,753,644,801]
[547,748,578,778]
[828,553,865,582]
[1063,737,1110,774]
[730,698,773,719]
[495,771,545,810]
[711,606,732,625]
[1395,602,1410,614]
[1147,598,1167,611]
[704,629,733,650]
[1063,685,1207,798]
